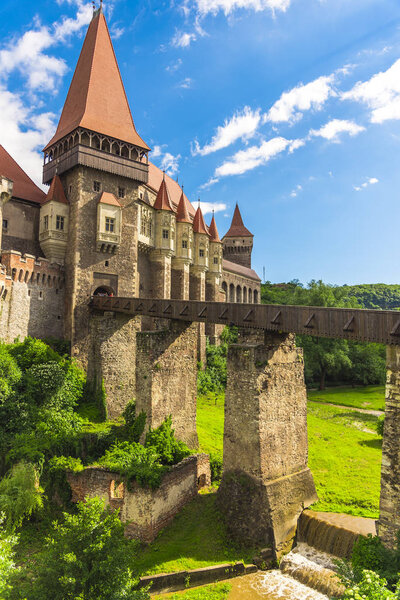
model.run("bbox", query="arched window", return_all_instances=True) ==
[243,287,247,303]
[253,289,259,304]
[248,289,253,303]
[229,283,235,303]
[222,281,227,301]
[236,285,242,303]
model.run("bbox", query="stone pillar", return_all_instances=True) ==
[150,252,172,298]
[205,272,222,344]
[171,259,190,300]
[190,266,206,364]
[217,332,317,558]
[135,320,199,447]
[377,345,400,548]
[85,312,140,420]
[0,176,12,251]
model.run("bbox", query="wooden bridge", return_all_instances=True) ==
[90,295,400,345]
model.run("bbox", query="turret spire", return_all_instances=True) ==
[154,177,173,211]
[193,206,208,235]
[223,203,253,238]
[176,187,191,223]
[208,214,221,242]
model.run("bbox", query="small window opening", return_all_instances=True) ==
[110,480,124,499]
[182,240,188,249]
[213,256,218,264]
[2,219,8,231]
[39,291,43,299]
[93,181,101,192]
[44,215,49,231]
[199,249,204,258]
[105,260,109,267]
[162,229,169,240]
[105,217,115,233]
[56,215,65,231]
[118,187,125,199]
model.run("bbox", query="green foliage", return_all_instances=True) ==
[209,453,223,482]
[27,497,149,600]
[341,570,400,599]
[41,337,70,357]
[0,513,20,600]
[48,456,84,473]
[122,400,147,442]
[377,415,385,436]
[197,326,237,394]
[153,581,232,599]
[145,416,191,465]
[100,441,167,489]
[0,462,43,531]
[8,337,61,371]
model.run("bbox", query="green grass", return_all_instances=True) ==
[153,581,232,599]
[197,390,383,519]
[308,385,385,411]
[135,492,256,576]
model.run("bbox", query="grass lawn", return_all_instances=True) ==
[135,492,256,576]
[153,581,232,599]
[197,389,383,519]
[308,385,385,411]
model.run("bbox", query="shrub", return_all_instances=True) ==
[377,415,385,437]
[8,337,61,371]
[342,569,400,599]
[122,400,147,442]
[100,441,167,489]
[24,360,84,413]
[28,497,149,600]
[145,416,191,465]
[209,453,223,483]
[0,462,43,531]
[0,513,19,600]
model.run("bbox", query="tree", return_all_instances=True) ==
[29,497,149,600]
[0,462,43,531]
[0,513,19,600]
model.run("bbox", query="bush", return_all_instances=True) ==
[8,337,61,371]
[0,513,19,600]
[100,441,167,489]
[377,415,385,436]
[0,462,43,531]
[145,416,191,465]
[209,453,222,482]
[27,497,149,600]
[341,569,400,599]
[122,400,147,442]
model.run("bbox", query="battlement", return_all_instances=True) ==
[1,250,64,288]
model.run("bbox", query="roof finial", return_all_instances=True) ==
[92,0,96,14]
[198,197,201,208]
[163,170,166,181]
[100,0,103,11]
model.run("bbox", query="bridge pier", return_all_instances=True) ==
[135,319,199,447]
[217,331,317,558]
[378,345,400,547]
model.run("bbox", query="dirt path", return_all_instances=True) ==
[308,399,383,417]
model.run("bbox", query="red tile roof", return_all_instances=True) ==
[44,175,68,205]
[208,215,221,242]
[147,163,195,217]
[0,145,45,205]
[153,175,173,211]
[44,11,149,152]
[98,191,121,207]
[223,203,253,238]
[176,188,191,223]
[193,206,208,235]
[222,259,261,282]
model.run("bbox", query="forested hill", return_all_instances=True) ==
[261,281,400,310]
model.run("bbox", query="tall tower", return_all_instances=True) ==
[42,7,150,358]
[222,204,253,269]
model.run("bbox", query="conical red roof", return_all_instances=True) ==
[176,189,191,223]
[153,175,173,211]
[44,175,68,205]
[0,145,45,204]
[44,10,149,152]
[208,215,221,242]
[193,206,208,235]
[223,204,253,238]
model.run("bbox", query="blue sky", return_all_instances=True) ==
[1,0,400,285]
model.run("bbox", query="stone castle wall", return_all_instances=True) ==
[0,250,64,342]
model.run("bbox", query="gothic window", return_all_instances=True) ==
[148,222,152,237]
[93,181,101,192]
[105,217,115,233]
[213,256,218,264]
[162,229,169,239]
[44,216,49,231]
[2,219,8,231]
[199,249,204,258]
[56,215,65,231]
[140,219,146,235]
[118,187,125,199]
[182,240,188,249]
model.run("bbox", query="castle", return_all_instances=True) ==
[0,6,260,357]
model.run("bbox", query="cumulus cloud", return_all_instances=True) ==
[166,58,183,73]
[342,58,400,124]
[172,30,197,48]
[353,177,379,191]
[193,0,291,16]
[215,136,295,177]
[309,119,365,142]
[199,201,227,215]
[152,145,181,177]
[193,106,261,156]
[265,75,336,124]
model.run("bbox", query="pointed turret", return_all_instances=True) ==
[44,175,68,205]
[223,203,252,238]
[44,10,148,152]
[193,206,208,235]
[153,174,173,211]
[176,188,191,223]
[222,203,253,269]
[208,214,220,242]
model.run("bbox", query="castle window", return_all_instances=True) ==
[139,191,143,199]
[56,215,65,231]
[182,240,188,249]
[213,257,218,264]
[140,220,146,235]
[162,229,169,239]
[44,216,49,230]
[93,181,101,192]
[105,217,115,233]
[148,222,152,236]
[118,187,125,199]
[105,260,109,267]
[2,219,7,231]
[199,249,204,258]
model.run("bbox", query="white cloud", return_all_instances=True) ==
[215,136,295,177]
[288,138,305,153]
[198,201,226,215]
[309,119,365,142]
[198,177,220,190]
[353,177,379,191]
[342,58,400,124]
[193,106,261,155]
[109,23,125,40]
[265,75,336,124]
[53,2,92,41]
[172,30,197,48]
[166,58,182,73]
[290,184,302,198]
[179,77,193,89]
[193,0,291,16]
[152,145,181,177]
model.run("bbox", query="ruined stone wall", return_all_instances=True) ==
[135,320,198,447]
[0,251,64,342]
[67,454,210,543]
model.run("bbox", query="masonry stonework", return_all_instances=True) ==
[217,332,317,558]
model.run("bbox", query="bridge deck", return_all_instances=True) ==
[90,296,400,345]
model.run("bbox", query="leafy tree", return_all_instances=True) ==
[0,513,20,600]
[0,462,43,531]
[28,497,149,600]
[100,441,166,489]
[145,416,191,465]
